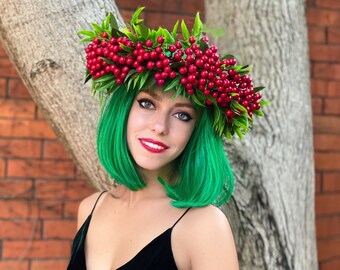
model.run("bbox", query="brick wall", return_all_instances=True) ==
[307,1,340,269]
[0,0,338,269]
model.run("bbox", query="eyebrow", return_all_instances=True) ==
[143,91,195,109]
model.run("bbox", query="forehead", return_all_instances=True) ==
[141,88,192,105]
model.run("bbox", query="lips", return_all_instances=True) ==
[139,138,169,153]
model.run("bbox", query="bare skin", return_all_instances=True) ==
[77,89,239,270]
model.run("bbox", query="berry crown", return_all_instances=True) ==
[78,7,269,139]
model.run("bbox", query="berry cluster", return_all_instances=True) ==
[85,32,261,122]
[79,7,267,139]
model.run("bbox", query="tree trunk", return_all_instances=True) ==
[205,0,318,269]
[0,0,317,268]
[0,0,125,190]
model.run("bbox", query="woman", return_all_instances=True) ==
[68,7,265,270]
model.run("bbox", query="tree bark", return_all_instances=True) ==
[0,0,318,268]
[0,0,125,190]
[205,0,318,269]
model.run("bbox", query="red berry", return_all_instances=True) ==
[154,72,162,80]
[187,89,194,95]
[179,67,187,75]
[204,90,210,96]
[116,78,123,85]
[186,55,195,63]
[155,46,163,54]
[200,70,208,78]
[189,36,196,44]
[146,61,155,70]
[206,99,213,105]
[163,58,170,66]
[186,83,193,90]
[157,79,165,86]
[188,65,197,74]
[169,71,177,79]
[156,61,163,69]
[202,36,209,43]
[211,92,218,98]
[157,36,165,44]
[145,40,153,47]
[226,110,235,117]
[93,38,100,44]
[195,59,204,67]
[150,51,158,59]
[187,74,196,83]
[169,45,176,53]
[180,77,188,85]
[175,41,182,49]
[161,72,168,79]
[199,78,206,85]
[191,44,199,51]
[185,48,193,55]
[164,66,171,73]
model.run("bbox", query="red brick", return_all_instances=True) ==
[312,97,323,114]
[2,240,71,259]
[0,179,33,199]
[0,58,19,78]
[43,140,71,159]
[66,181,94,200]
[0,158,5,177]
[317,238,340,261]
[324,98,340,115]
[307,9,340,26]
[308,26,326,43]
[0,261,29,270]
[309,44,340,62]
[36,108,45,120]
[37,200,63,219]
[321,259,340,270]
[30,260,69,270]
[7,159,75,179]
[0,77,6,97]
[0,200,38,219]
[324,173,340,191]
[35,180,67,199]
[179,1,204,14]
[312,80,340,97]
[316,193,340,215]
[8,79,32,99]
[0,220,41,239]
[0,119,56,139]
[313,116,340,134]
[315,153,340,170]
[329,28,340,44]
[307,0,315,7]
[313,63,340,80]
[0,139,41,158]
[317,216,340,239]
[64,201,79,218]
[316,0,340,8]
[315,172,322,194]
[0,98,35,119]
[314,134,340,150]
[44,220,77,239]
[0,42,7,57]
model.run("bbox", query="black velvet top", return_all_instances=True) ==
[67,191,190,270]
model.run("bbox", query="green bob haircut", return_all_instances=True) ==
[97,86,234,208]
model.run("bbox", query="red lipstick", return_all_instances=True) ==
[139,138,169,153]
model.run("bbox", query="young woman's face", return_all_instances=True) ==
[127,88,197,176]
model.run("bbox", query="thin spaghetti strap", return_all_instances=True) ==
[172,207,191,228]
[90,190,107,215]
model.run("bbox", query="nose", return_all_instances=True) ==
[150,112,169,135]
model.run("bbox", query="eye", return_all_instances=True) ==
[137,98,155,109]
[174,112,192,122]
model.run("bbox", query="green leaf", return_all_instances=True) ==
[163,29,175,44]
[121,28,137,43]
[235,127,243,139]
[221,54,235,60]
[253,110,264,117]
[120,43,133,53]
[84,73,92,84]
[139,71,151,89]
[192,12,203,37]
[93,74,113,83]
[170,61,185,69]
[259,100,271,106]
[131,7,145,25]
[233,117,249,131]
[80,37,94,43]
[109,12,119,30]
[181,20,190,40]
[231,100,247,113]
[95,79,117,92]
[91,22,103,34]
[163,77,180,91]
[124,70,137,83]
[100,57,114,65]
[143,76,156,90]
[199,39,209,51]
[254,86,265,92]
[77,30,96,38]
[137,24,149,39]
[172,21,179,39]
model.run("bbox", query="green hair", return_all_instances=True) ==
[97,87,234,208]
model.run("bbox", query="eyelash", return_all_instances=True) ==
[136,98,193,122]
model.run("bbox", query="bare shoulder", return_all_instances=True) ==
[77,191,106,230]
[175,205,239,270]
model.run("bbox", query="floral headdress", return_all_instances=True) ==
[78,7,268,139]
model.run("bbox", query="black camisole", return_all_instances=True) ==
[67,191,191,270]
